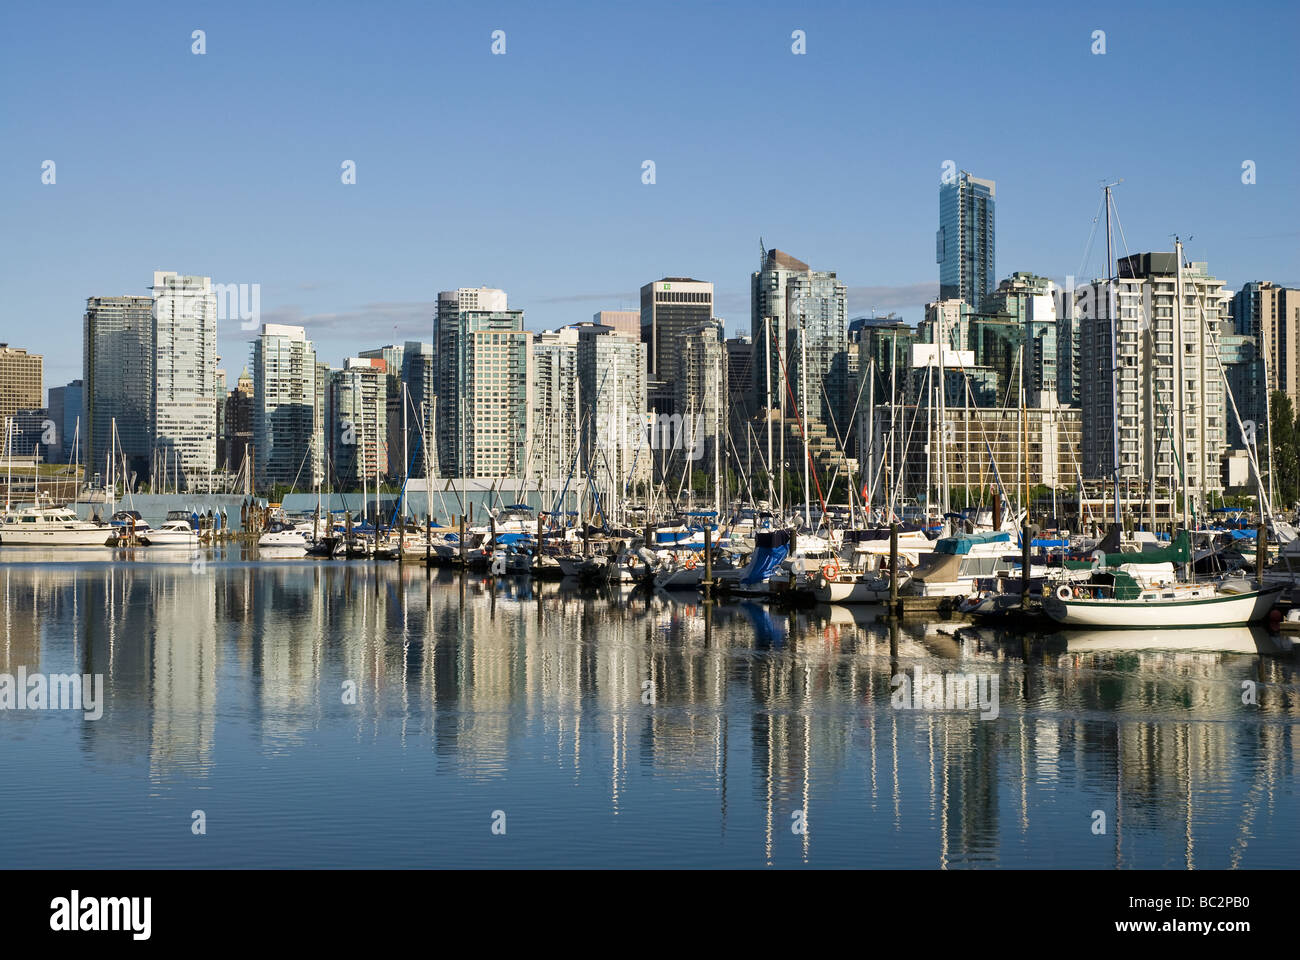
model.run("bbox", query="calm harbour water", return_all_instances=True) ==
[2,547,1298,869]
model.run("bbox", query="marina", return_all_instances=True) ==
[1,549,1297,869]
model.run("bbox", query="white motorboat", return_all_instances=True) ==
[142,519,200,549]
[258,525,309,553]
[0,503,112,547]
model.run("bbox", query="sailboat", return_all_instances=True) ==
[1044,234,1282,628]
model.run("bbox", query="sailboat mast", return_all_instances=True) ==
[800,307,810,528]
[1175,237,1190,533]
[1104,182,1121,528]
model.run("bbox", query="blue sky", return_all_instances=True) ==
[3,0,1297,391]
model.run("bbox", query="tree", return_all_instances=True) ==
[1270,391,1299,506]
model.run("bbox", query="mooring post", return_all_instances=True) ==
[459,513,466,568]
[703,525,713,599]
[536,510,545,575]
[1021,520,1032,610]
[888,522,899,618]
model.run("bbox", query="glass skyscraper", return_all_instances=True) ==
[83,295,155,482]
[937,171,996,306]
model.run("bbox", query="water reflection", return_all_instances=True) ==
[0,557,1297,868]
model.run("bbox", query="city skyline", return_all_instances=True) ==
[4,1,1297,388]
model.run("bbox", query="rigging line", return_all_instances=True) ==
[1077,191,1106,282]
[774,341,829,525]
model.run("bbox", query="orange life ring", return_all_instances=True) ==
[821,562,839,582]
[685,554,697,570]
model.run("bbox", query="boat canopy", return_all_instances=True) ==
[933,531,1012,555]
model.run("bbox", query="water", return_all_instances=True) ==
[2,548,1298,868]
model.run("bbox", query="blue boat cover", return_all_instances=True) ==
[742,542,789,584]
[934,531,1012,555]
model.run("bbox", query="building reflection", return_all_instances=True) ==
[1,558,1297,866]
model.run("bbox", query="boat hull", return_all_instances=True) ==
[1043,585,1282,628]
[0,528,113,546]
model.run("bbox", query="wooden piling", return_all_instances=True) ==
[703,525,713,599]
[1020,520,1032,609]
[888,522,899,617]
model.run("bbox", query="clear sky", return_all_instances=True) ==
[3,0,1297,392]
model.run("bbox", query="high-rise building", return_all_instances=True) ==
[46,379,83,464]
[674,322,728,477]
[400,342,437,478]
[434,287,509,476]
[592,310,640,339]
[313,360,329,485]
[978,272,1061,404]
[1218,324,1266,453]
[223,369,254,477]
[640,277,713,413]
[252,324,320,491]
[749,248,849,448]
[10,408,50,459]
[361,344,405,480]
[531,328,580,483]
[1077,251,1229,502]
[214,367,227,466]
[152,271,218,485]
[937,171,996,306]
[84,295,154,480]
[329,358,388,489]
[577,324,648,496]
[1232,281,1300,407]
[435,305,531,479]
[0,345,42,425]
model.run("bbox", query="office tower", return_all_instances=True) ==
[1233,281,1300,406]
[749,248,849,451]
[152,271,218,485]
[223,369,254,480]
[978,272,1060,404]
[46,379,83,464]
[214,368,227,467]
[937,170,996,306]
[314,360,329,485]
[592,310,640,339]
[329,358,389,489]
[9,408,49,458]
[674,322,728,479]
[531,328,580,483]
[361,345,405,479]
[919,300,971,352]
[1077,251,1229,501]
[0,345,42,425]
[640,277,713,413]
[576,324,648,495]
[253,324,320,491]
[1057,305,1080,408]
[400,341,437,478]
[724,334,755,464]
[1217,323,1266,452]
[84,295,155,481]
[434,287,509,476]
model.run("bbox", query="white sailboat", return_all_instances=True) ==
[1044,233,1282,628]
